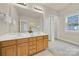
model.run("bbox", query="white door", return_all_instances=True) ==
[20,21,28,33]
[50,16,55,41]
[43,15,55,41]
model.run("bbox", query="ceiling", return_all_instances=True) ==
[14,3,79,18]
[39,3,71,11]
[14,4,43,19]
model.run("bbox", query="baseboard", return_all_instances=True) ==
[56,37,79,47]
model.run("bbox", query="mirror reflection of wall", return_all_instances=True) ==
[0,14,17,35]
[20,16,43,33]
[0,3,43,35]
[0,4,19,35]
[20,20,29,33]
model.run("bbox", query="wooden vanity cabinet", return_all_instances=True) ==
[1,45,16,56]
[0,40,16,56]
[37,36,44,52]
[0,35,48,56]
[28,37,37,55]
[44,35,48,48]
[17,38,29,56]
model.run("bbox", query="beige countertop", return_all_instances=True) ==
[0,32,48,41]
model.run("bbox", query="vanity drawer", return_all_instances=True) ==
[17,38,28,44]
[37,36,43,40]
[29,41,36,45]
[44,35,48,39]
[29,44,36,49]
[29,37,36,42]
[0,40,16,47]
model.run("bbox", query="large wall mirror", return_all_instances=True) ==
[19,15,44,33]
[0,3,44,35]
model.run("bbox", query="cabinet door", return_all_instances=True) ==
[17,43,28,56]
[44,36,48,48]
[1,45,16,56]
[29,48,36,55]
[37,36,44,52]
[28,37,36,55]
[44,39,48,48]
[37,40,44,52]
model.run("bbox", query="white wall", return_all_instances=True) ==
[57,4,79,45]
[0,4,19,35]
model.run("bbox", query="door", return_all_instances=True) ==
[43,15,55,41]
[37,36,44,52]
[1,45,16,56]
[17,43,28,56]
[20,21,28,33]
[50,16,55,41]
[44,35,48,48]
[28,37,37,55]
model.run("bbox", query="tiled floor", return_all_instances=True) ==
[34,39,79,56]
[34,50,53,56]
[48,39,79,56]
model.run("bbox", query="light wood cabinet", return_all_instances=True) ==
[17,38,28,56]
[44,35,48,48]
[0,40,16,47]
[28,37,36,55]
[17,43,28,56]
[29,48,36,55]
[0,40,16,56]
[0,35,48,56]
[37,36,44,52]
[1,45,16,56]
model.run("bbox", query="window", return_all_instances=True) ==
[65,15,79,31]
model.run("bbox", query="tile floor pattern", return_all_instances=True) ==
[48,39,79,56]
[34,39,79,56]
[34,50,53,56]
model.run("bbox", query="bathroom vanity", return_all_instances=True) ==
[0,33,48,56]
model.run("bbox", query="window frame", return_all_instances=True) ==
[65,14,79,32]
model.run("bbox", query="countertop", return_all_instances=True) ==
[0,32,48,41]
